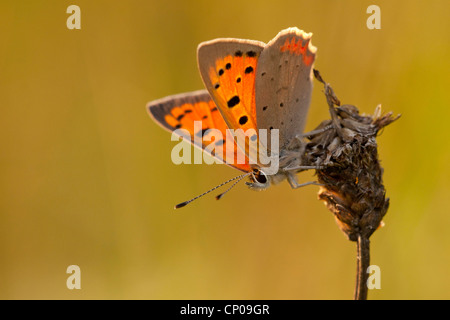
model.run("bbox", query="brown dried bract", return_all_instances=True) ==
[305,70,400,241]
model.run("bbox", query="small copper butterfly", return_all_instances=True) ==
[147,27,320,208]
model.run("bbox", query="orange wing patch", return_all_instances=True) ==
[280,36,315,66]
[205,51,262,161]
[208,51,259,132]
[163,101,217,134]
[148,91,251,172]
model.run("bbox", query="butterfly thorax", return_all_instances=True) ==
[247,140,308,190]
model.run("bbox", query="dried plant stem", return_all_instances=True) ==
[307,69,399,300]
[354,235,370,300]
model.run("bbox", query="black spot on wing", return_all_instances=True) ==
[239,116,248,125]
[227,96,240,108]
[215,139,225,146]
[196,128,209,138]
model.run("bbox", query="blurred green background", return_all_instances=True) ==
[1,0,449,299]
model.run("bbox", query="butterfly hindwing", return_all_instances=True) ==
[147,90,251,172]
[255,27,317,148]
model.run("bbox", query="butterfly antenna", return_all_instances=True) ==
[175,172,251,209]
[215,174,248,201]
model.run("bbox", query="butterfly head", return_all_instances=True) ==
[246,168,271,190]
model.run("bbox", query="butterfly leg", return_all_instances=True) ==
[287,124,333,151]
[287,172,322,189]
[299,124,334,139]
[284,165,326,172]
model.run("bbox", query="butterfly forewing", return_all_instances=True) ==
[147,90,251,172]
[255,27,317,148]
[197,39,266,164]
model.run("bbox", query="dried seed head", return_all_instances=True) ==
[304,104,399,241]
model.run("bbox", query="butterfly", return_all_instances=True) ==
[147,27,322,208]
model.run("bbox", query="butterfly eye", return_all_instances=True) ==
[247,169,271,190]
[252,169,267,184]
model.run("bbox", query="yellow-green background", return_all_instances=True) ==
[1,0,449,299]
